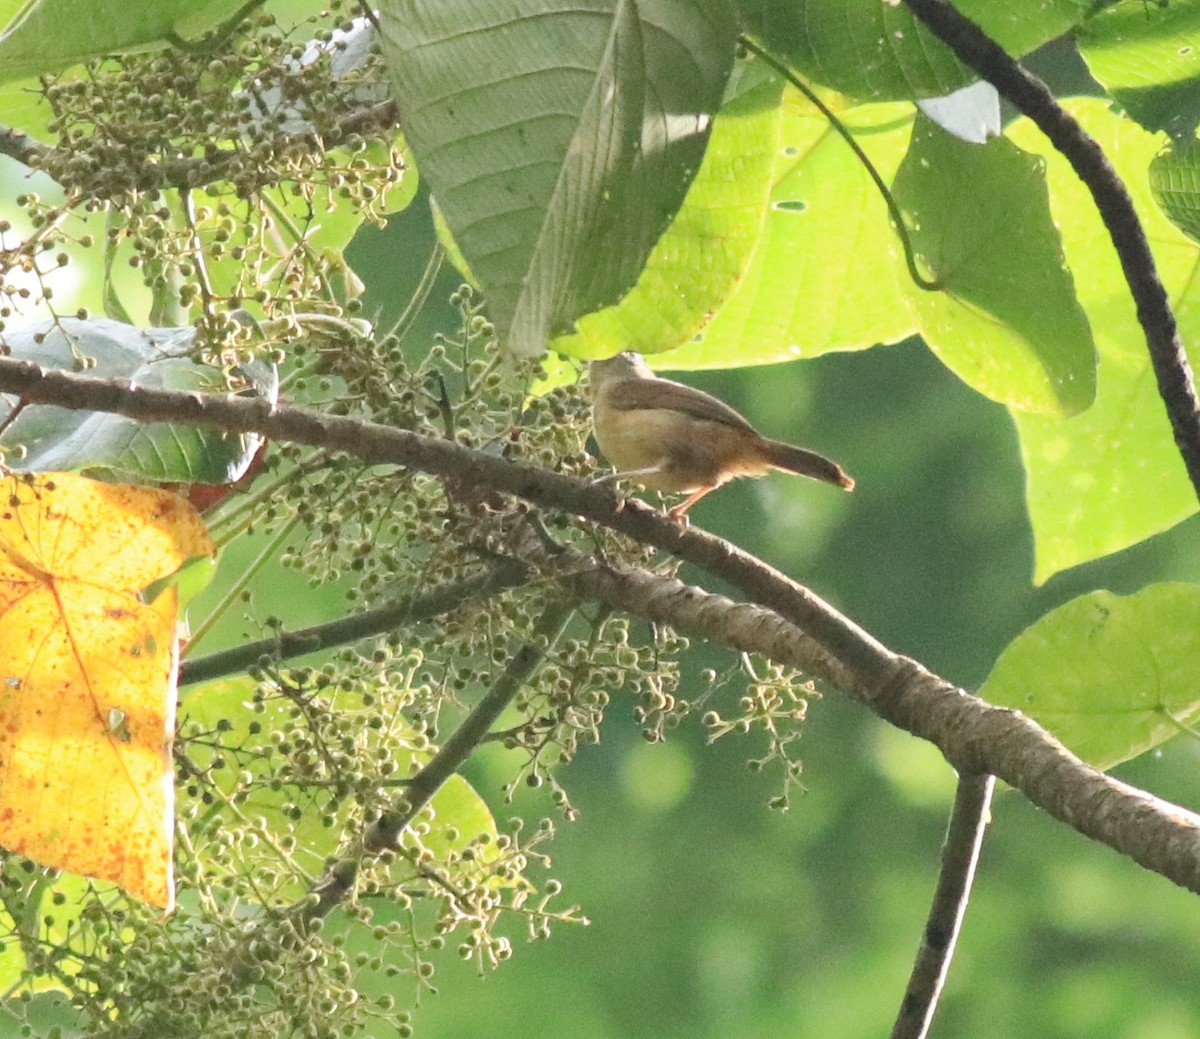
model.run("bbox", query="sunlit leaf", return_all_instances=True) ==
[550,58,782,361]
[379,0,738,354]
[895,115,1096,416]
[0,473,215,908]
[981,583,1200,771]
[1007,99,1200,581]
[667,95,915,368]
[1080,0,1200,139]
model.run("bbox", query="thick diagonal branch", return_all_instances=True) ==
[1,360,1199,891]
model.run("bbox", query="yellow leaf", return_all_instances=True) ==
[0,473,214,910]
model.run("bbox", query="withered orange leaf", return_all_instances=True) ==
[0,473,214,909]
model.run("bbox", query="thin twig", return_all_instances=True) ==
[179,558,530,686]
[739,36,940,292]
[891,772,995,1039]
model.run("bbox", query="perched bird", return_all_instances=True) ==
[589,352,854,523]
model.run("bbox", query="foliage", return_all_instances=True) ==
[0,0,1199,1036]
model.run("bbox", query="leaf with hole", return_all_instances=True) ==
[894,115,1096,416]
[667,95,916,368]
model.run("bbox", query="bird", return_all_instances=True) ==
[589,352,854,524]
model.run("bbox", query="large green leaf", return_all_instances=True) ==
[894,115,1096,416]
[1007,99,1200,582]
[550,58,782,360]
[980,583,1200,771]
[0,318,275,483]
[1079,0,1200,139]
[737,0,1089,102]
[667,96,916,368]
[378,0,738,355]
[0,0,241,82]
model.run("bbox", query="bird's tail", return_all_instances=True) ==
[762,439,855,491]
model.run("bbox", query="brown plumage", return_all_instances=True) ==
[589,352,854,522]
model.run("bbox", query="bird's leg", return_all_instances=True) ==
[667,485,715,526]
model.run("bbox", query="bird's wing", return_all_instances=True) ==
[607,377,757,432]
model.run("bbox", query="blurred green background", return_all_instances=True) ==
[340,198,1200,1039]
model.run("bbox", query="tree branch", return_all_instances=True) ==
[0,124,54,171]
[891,772,994,1039]
[1,359,1198,891]
[179,557,531,686]
[899,0,1200,500]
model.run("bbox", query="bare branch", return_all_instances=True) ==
[179,557,531,686]
[891,772,995,1039]
[1,358,1198,892]
[0,124,54,171]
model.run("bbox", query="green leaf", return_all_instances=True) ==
[0,318,276,484]
[737,0,1089,102]
[1079,0,1200,139]
[981,583,1200,771]
[0,75,53,138]
[414,775,502,864]
[894,115,1096,415]
[550,58,783,360]
[1150,138,1200,244]
[1006,99,1200,581]
[140,553,218,608]
[0,0,242,82]
[667,95,916,368]
[378,0,738,354]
